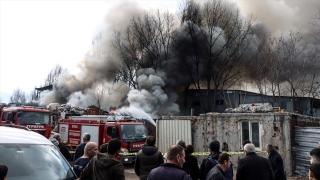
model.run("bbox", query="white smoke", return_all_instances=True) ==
[118,106,155,126]
[126,68,180,118]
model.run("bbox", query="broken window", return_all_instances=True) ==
[241,121,260,148]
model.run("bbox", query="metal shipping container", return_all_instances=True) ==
[156,119,192,153]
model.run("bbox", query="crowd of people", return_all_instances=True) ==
[1,133,319,180]
[68,133,320,180]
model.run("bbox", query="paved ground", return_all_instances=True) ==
[124,164,139,180]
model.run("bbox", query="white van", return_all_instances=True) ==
[0,125,77,180]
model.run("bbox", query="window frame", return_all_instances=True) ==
[239,120,261,150]
[1,112,7,121]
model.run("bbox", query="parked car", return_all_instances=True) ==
[0,124,77,180]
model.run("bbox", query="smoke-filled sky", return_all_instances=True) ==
[1,0,320,117]
[0,0,177,103]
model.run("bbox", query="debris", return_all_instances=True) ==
[225,103,273,113]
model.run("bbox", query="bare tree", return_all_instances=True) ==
[44,64,67,86]
[112,9,175,88]
[176,0,255,112]
[9,88,26,104]
[310,7,320,43]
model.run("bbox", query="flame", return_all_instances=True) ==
[110,108,117,114]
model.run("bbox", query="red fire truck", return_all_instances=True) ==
[58,114,148,163]
[0,106,52,138]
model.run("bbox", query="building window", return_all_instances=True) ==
[241,121,260,148]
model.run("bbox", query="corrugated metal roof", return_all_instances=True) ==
[294,126,320,176]
[156,120,192,153]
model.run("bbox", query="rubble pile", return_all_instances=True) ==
[47,103,108,118]
[225,103,273,113]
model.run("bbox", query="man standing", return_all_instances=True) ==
[206,153,232,180]
[266,144,286,180]
[201,140,233,180]
[53,133,71,160]
[236,143,274,180]
[74,133,90,161]
[148,145,192,180]
[200,140,221,180]
[73,142,98,177]
[134,136,164,180]
[176,140,200,180]
[80,138,125,180]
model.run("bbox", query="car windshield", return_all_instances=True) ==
[121,124,148,140]
[17,111,50,125]
[0,144,76,180]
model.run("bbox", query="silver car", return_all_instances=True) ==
[0,125,77,180]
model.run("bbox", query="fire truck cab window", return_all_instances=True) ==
[8,112,16,123]
[17,111,50,125]
[107,127,119,138]
[1,112,7,121]
[121,124,147,140]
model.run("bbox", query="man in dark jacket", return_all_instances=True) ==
[73,133,90,161]
[236,143,274,180]
[200,140,220,180]
[266,144,286,180]
[73,142,98,177]
[134,136,164,180]
[79,138,125,180]
[206,153,232,180]
[148,144,192,180]
[176,140,200,180]
[200,140,233,180]
[53,133,71,160]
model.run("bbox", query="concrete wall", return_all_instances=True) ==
[170,113,320,176]
[174,113,293,176]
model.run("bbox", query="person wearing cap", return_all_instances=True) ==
[176,140,200,180]
[236,143,274,180]
[53,133,71,160]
